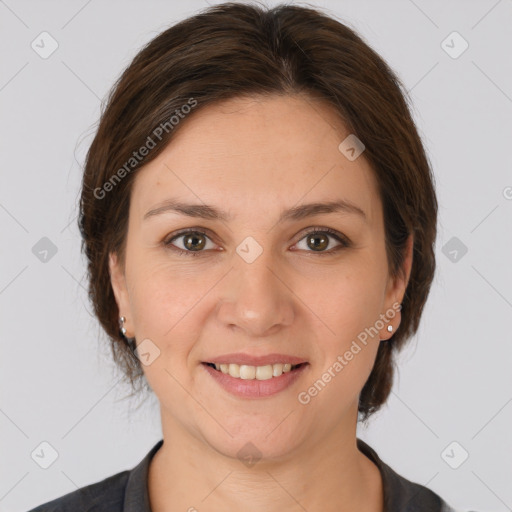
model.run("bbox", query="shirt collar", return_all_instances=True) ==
[356,438,449,511]
[124,439,163,512]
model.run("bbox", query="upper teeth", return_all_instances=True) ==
[214,363,295,380]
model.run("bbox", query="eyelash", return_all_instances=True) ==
[163,227,351,257]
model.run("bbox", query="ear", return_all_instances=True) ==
[381,233,414,339]
[108,251,134,338]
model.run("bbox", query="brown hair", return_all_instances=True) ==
[79,1,437,421]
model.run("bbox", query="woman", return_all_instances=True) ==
[29,2,473,511]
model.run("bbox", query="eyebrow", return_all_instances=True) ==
[143,198,367,224]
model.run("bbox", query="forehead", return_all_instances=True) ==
[130,94,380,225]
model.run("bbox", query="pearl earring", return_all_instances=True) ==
[119,316,127,335]
[387,325,393,332]
[119,316,136,351]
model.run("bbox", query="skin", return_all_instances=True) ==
[109,94,413,512]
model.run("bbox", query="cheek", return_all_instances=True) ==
[129,266,202,400]
[126,242,204,333]
[302,258,385,395]
[301,274,383,414]
[126,257,212,372]
[307,262,386,343]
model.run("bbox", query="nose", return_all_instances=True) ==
[215,248,295,338]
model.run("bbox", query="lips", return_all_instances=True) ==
[201,359,309,398]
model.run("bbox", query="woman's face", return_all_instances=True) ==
[110,94,411,461]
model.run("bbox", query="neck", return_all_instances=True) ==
[148,410,383,512]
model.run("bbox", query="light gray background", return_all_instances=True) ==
[1,0,511,510]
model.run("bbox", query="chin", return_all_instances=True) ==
[201,416,306,465]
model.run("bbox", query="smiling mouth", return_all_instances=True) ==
[202,362,308,380]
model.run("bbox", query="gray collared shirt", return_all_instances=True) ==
[27,438,467,511]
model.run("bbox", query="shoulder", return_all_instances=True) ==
[26,439,164,512]
[26,470,129,512]
[356,438,476,512]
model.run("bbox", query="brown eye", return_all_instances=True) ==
[165,230,215,255]
[306,232,329,251]
[294,228,350,255]
[183,232,206,251]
